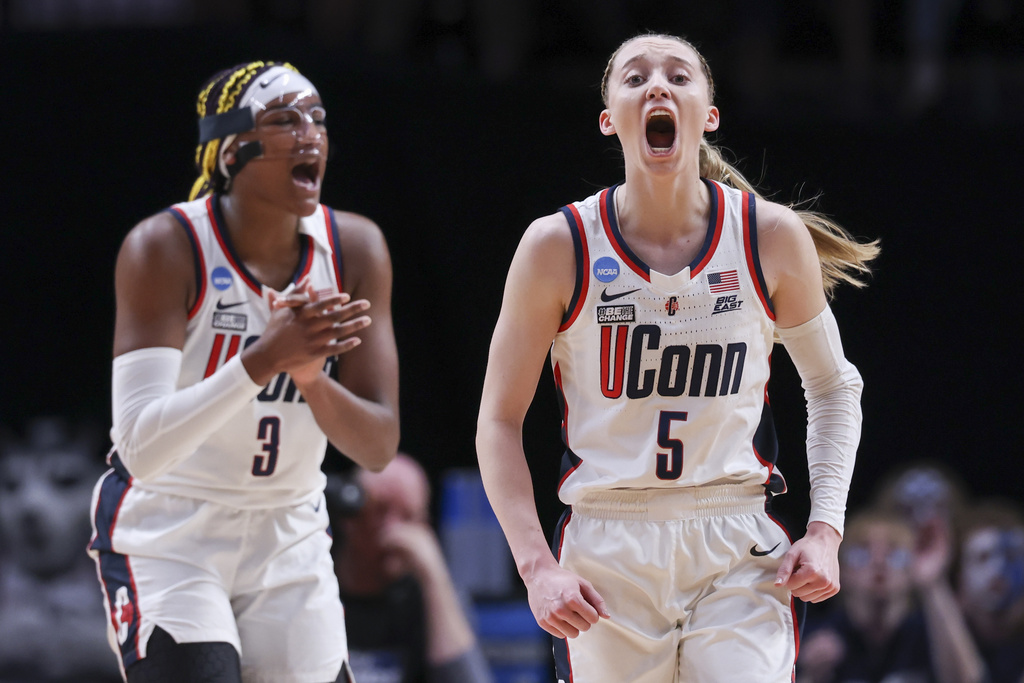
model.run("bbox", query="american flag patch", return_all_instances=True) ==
[707,270,739,293]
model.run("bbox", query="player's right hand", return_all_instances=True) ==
[525,564,610,639]
[243,278,371,385]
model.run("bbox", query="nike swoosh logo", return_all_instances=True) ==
[216,300,247,310]
[600,288,640,302]
[259,72,288,89]
[750,542,781,557]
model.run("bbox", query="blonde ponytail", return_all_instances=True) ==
[700,139,879,297]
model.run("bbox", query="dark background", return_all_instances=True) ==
[2,0,1023,537]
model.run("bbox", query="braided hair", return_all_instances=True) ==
[189,61,300,201]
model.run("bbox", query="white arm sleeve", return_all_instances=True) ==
[776,305,863,537]
[111,347,264,481]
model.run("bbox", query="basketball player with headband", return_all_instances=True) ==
[88,61,400,683]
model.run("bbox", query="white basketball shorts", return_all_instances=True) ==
[552,484,799,683]
[88,466,347,683]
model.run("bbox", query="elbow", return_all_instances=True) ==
[113,439,167,482]
[363,421,400,473]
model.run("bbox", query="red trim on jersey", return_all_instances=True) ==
[204,334,225,379]
[207,196,263,295]
[765,510,800,671]
[170,207,208,321]
[742,191,775,320]
[791,596,800,680]
[224,334,241,363]
[753,443,775,486]
[554,508,572,561]
[126,557,142,659]
[554,508,576,682]
[599,188,650,282]
[554,363,570,447]
[322,205,345,294]
[104,477,143,659]
[107,472,133,542]
[690,180,726,277]
[752,375,776,487]
[559,204,590,332]
[554,364,583,492]
[296,234,315,283]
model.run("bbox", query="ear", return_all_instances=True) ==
[599,109,616,137]
[704,106,720,133]
[220,141,238,166]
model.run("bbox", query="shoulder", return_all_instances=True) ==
[511,211,576,284]
[327,208,389,256]
[118,209,194,272]
[518,211,574,258]
[753,197,818,273]
[754,198,809,248]
[326,208,392,296]
[753,198,827,326]
[502,211,576,310]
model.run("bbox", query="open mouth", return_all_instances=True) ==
[645,110,676,153]
[291,160,321,190]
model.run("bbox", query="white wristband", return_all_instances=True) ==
[777,306,864,537]
[111,347,263,480]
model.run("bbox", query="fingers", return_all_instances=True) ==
[579,578,611,619]
[535,586,608,640]
[775,553,797,588]
[540,601,597,640]
[780,564,840,602]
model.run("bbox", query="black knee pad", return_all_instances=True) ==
[126,626,242,683]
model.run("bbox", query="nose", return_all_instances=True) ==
[646,76,670,100]
[294,116,322,144]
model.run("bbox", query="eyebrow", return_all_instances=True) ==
[619,52,694,70]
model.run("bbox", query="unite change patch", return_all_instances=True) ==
[593,256,620,283]
[211,266,233,291]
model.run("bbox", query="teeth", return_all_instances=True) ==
[647,110,672,121]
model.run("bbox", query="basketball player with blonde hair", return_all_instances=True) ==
[477,33,878,682]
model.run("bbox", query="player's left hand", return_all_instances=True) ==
[775,521,842,602]
[266,276,369,385]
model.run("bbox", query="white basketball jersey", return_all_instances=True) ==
[550,180,786,505]
[121,194,346,508]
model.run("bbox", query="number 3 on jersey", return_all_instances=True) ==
[656,411,687,480]
[252,416,280,476]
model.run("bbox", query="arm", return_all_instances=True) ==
[111,213,265,479]
[475,213,609,639]
[285,212,400,472]
[758,201,862,602]
[912,519,986,683]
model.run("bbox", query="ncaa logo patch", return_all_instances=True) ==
[211,266,233,291]
[593,256,620,283]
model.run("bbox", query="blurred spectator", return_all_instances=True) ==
[955,500,1024,683]
[872,461,969,538]
[798,508,984,683]
[329,453,494,683]
[0,417,119,682]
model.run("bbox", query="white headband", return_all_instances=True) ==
[239,66,319,115]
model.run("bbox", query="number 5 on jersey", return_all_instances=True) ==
[656,411,687,480]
